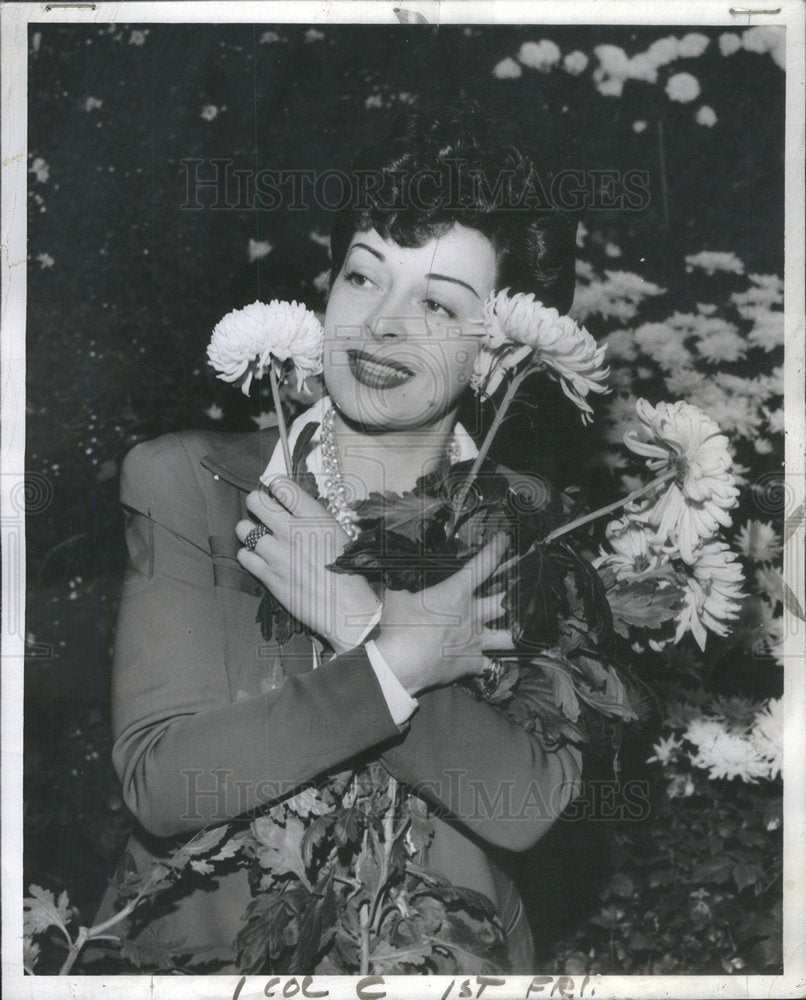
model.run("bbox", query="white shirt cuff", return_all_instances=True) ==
[365,639,419,725]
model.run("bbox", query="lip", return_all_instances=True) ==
[347,349,416,390]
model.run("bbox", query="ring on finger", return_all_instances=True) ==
[245,524,272,552]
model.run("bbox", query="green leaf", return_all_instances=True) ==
[118,926,189,970]
[167,825,229,871]
[606,578,682,636]
[369,942,432,973]
[732,861,765,892]
[23,885,72,938]
[535,658,581,722]
[609,872,635,898]
[252,815,312,890]
[690,856,734,884]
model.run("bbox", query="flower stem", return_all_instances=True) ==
[269,361,293,474]
[359,903,371,975]
[542,468,676,545]
[449,367,532,537]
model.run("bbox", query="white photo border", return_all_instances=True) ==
[2,2,804,998]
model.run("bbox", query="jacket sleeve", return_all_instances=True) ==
[111,434,402,839]
[380,688,583,852]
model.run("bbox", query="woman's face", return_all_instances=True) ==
[323,225,497,430]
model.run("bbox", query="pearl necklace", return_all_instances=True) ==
[319,407,461,540]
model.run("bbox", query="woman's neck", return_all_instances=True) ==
[331,407,458,496]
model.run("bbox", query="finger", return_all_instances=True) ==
[237,547,280,584]
[263,475,315,517]
[245,489,289,527]
[458,533,511,591]
[476,591,507,624]
[487,551,520,588]
[235,518,273,544]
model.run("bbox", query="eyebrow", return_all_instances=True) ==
[347,243,481,299]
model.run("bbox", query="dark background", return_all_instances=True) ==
[24,21,785,972]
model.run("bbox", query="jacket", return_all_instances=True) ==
[97,426,582,973]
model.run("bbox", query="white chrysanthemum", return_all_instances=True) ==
[596,516,670,580]
[685,250,744,275]
[596,76,624,98]
[647,734,683,766]
[750,698,783,778]
[571,271,665,324]
[732,274,784,312]
[675,542,745,650]
[624,399,740,562]
[626,53,658,83]
[664,368,705,397]
[563,50,589,75]
[645,36,680,68]
[696,105,718,128]
[686,719,772,783]
[736,520,782,564]
[708,693,764,731]
[743,26,784,60]
[469,342,531,397]
[678,33,710,58]
[685,383,761,440]
[764,406,784,435]
[748,309,784,352]
[518,39,561,71]
[755,565,783,605]
[593,44,630,78]
[663,699,703,730]
[478,290,609,421]
[493,57,522,79]
[603,328,638,362]
[755,600,785,665]
[714,372,774,403]
[696,328,747,363]
[634,323,693,371]
[666,72,700,104]
[719,32,742,57]
[207,299,323,396]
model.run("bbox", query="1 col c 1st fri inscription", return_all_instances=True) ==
[230,973,599,1000]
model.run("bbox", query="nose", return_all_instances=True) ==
[364,290,421,342]
[365,313,408,341]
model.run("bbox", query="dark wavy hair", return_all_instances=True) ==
[329,102,577,313]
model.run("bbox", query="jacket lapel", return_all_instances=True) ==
[199,428,280,493]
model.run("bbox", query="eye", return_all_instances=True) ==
[422,298,457,320]
[343,270,377,290]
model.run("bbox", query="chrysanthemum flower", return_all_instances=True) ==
[751,697,783,779]
[736,519,782,564]
[647,734,683,766]
[478,289,609,422]
[624,399,740,562]
[686,722,772,783]
[207,299,323,396]
[595,516,671,580]
[674,541,745,650]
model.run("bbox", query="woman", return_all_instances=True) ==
[103,103,583,973]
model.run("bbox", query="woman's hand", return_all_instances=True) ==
[373,533,515,697]
[236,476,381,654]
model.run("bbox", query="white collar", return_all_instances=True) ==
[260,395,478,492]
